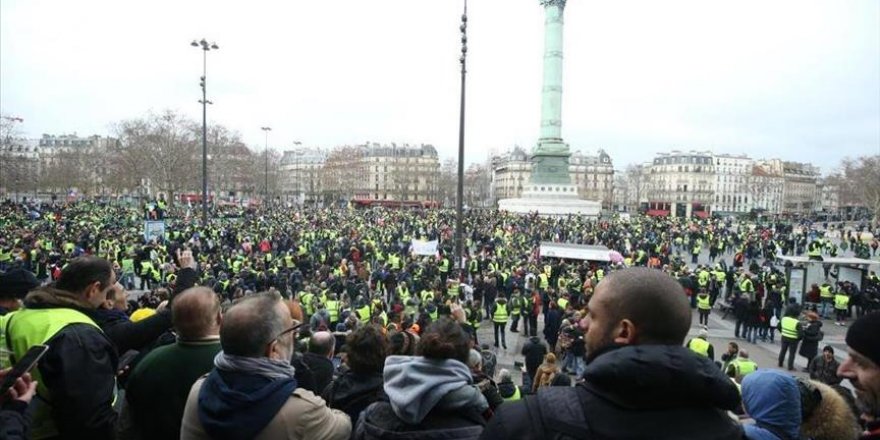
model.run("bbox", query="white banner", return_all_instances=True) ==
[411,239,439,256]
[539,242,611,262]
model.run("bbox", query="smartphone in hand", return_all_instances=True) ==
[0,344,49,395]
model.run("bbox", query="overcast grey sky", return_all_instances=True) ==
[1,0,878,172]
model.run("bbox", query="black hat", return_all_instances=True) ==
[0,269,40,299]
[845,312,880,367]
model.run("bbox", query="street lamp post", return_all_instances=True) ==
[454,0,468,270]
[261,126,272,203]
[191,38,219,225]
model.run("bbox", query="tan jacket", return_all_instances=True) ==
[180,377,351,440]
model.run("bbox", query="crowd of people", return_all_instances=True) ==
[0,199,879,439]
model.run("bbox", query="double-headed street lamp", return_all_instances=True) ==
[191,38,219,225]
[261,126,272,203]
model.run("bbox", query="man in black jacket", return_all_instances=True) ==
[480,267,743,440]
[302,331,336,394]
[520,336,547,391]
[2,256,118,440]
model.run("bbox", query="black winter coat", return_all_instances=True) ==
[480,345,744,440]
[322,371,386,424]
[521,337,548,381]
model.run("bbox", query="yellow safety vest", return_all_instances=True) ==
[326,300,340,323]
[493,303,509,323]
[1,308,110,439]
[687,337,710,357]
[557,297,569,310]
[357,305,371,321]
[819,285,833,299]
[697,294,711,310]
[781,316,800,339]
[539,273,549,289]
[733,359,757,377]
[834,294,849,310]
[503,386,522,402]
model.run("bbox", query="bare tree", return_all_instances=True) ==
[112,110,198,203]
[320,145,365,207]
[837,155,880,224]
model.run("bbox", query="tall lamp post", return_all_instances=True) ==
[454,0,468,270]
[261,126,272,203]
[191,38,219,225]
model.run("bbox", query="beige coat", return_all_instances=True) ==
[180,377,352,440]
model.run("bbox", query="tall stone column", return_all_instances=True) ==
[530,0,571,186]
[539,0,565,143]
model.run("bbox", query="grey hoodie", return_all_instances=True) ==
[383,355,488,425]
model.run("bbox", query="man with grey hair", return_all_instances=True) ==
[468,349,503,411]
[181,292,351,439]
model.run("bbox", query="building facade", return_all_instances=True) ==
[570,149,614,208]
[359,143,440,202]
[491,147,614,208]
[279,147,326,207]
[644,151,714,217]
[749,164,784,214]
[757,159,820,214]
[712,154,753,215]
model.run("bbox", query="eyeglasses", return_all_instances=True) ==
[273,322,305,343]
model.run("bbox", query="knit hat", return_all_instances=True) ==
[0,269,40,299]
[845,312,880,367]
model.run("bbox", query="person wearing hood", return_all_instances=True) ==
[323,325,389,424]
[0,256,119,440]
[180,291,351,440]
[480,268,743,439]
[741,370,802,440]
[355,317,489,440]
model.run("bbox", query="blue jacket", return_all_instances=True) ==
[742,370,802,440]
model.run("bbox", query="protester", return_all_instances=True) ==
[180,291,351,439]
[1,256,118,439]
[323,325,389,424]
[809,345,842,386]
[123,287,222,439]
[777,307,803,371]
[0,268,39,315]
[356,317,488,439]
[837,312,880,439]
[468,349,504,411]
[520,335,547,391]
[685,325,715,360]
[741,370,802,440]
[302,331,337,395]
[799,311,824,369]
[481,268,743,439]
[496,369,521,402]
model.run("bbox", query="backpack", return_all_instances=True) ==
[481,350,497,378]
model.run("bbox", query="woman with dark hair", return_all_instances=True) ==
[355,317,489,440]
[323,325,389,424]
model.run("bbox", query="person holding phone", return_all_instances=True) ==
[0,368,38,440]
[1,256,119,440]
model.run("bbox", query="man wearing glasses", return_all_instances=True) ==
[181,291,351,439]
